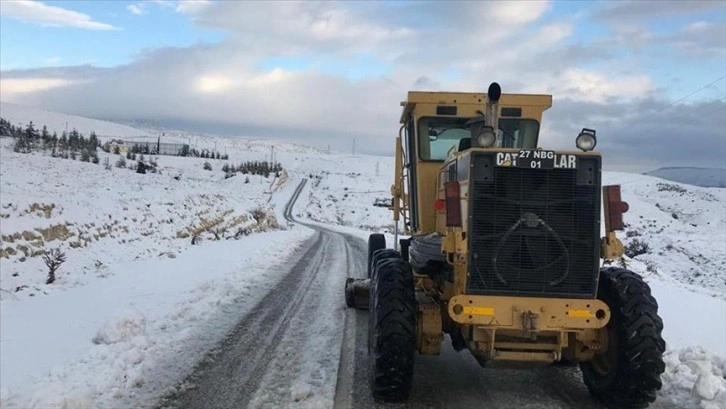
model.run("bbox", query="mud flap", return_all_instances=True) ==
[345,278,370,310]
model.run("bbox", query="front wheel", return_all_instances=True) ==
[368,257,415,403]
[580,267,666,408]
[367,234,386,278]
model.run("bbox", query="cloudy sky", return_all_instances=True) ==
[1,0,724,171]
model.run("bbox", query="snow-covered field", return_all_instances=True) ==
[1,104,725,409]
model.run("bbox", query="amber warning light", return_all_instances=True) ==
[444,181,462,227]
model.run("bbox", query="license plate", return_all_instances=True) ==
[517,150,555,169]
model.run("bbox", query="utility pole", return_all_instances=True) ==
[352,138,356,156]
[270,145,275,163]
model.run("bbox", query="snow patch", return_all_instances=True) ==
[92,311,148,345]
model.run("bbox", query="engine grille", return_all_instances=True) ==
[467,153,601,298]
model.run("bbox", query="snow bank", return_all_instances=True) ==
[92,311,148,345]
[661,347,726,409]
[0,228,314,409]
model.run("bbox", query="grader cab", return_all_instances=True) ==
[345,83,666,408]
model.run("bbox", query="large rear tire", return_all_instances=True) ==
[368,257,415,403]
[580,267,666,409]
[367,234,386,278]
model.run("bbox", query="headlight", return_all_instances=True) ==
[477,127,496,148]
[576,128,597,151]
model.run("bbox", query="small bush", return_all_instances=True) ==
[203,162,212,171]
[43,248,67,284]
[657,183,687,193]
[625,238,650,258]
[115,156,127,168]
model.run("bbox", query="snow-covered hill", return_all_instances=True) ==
[645,167,726,188]
[0,101,154,139]
[1,108,724,409]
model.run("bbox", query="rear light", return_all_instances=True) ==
[434,199,445,211]
[445,181,462,227]
[603,185,629,231]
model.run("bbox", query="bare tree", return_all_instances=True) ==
[43,248,67,284]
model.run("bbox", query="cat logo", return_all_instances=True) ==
[496,152,518,167]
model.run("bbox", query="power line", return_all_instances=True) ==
[640,74,726,122]
[662,97,726,134]
[662,75,725,109]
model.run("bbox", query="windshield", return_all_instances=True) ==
[417,116,540,161]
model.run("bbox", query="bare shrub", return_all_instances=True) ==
[625,239,650,258]
[43,248,67,284]
[626,230,642,238]
[657,183,687,193]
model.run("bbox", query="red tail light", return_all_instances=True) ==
[445,181,462,227]
[434,199,445,211]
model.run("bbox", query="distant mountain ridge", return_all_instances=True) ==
[644,167,726,188]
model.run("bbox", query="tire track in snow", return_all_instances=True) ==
[157,179,366,409]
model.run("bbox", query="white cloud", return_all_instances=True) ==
[127,3,146,16]
[195,74,234,94]
[548,69,654,103]
[488,0,551,25]
[175,0,211,14]
[0,0,120,30]
[150,0,175,8]
[0,78,80,100]
[1,1,723,169]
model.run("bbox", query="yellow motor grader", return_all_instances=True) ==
[345,83,666,408]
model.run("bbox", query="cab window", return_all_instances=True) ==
[417,117,540,161]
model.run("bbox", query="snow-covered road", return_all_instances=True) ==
[336,318,682,409]
[157,180,368,409]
